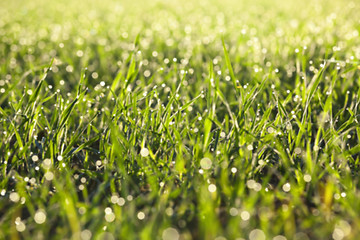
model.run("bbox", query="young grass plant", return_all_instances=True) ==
[1,0,360,239]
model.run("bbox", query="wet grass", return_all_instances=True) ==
[1,0,360,239]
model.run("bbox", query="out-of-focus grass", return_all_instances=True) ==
[0,0,360,239]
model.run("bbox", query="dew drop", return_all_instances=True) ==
[303,174,312,182]
[240,211,250,221]
[200,158,212,170]
[162,228,179,240]
[9,192,20,202]
[34,209,46,224]
[137,211,145,220]
[249,229,266,240]
[282,183,291,192]
[208,184,217,193]
[140,148,149,157]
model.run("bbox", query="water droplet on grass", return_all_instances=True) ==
[229,208,238,216]
[165,208,174,216]
[240,211,250,221]
[267,127,274,134]
[105,212,115,222]
[200,158,212,170]
[249,229,266,240]
[117,197,125,206]
[110,195,119,204]
[78,207,86,215]
[137,211,145,220]
[273,235,287,240]
[44,171,54,181]
[0,189,6,196]
[282,183,291,192]
[208,184,216,193]
[162,228,179,240]
[332,228,344,240]
[15,218,26,232]
[34,209,46,224]
[304,174,312,182]
[31,155,39,162]
[9,192,20,202]
[81,230,92,240]
[105,207,112,215]
[140,148,149,157]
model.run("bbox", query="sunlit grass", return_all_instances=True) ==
[1,0,360,239]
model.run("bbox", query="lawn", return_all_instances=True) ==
[0,0,360,239]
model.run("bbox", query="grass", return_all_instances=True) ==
[0,0,360,239]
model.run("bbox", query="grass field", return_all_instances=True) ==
[1,0,360,239]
